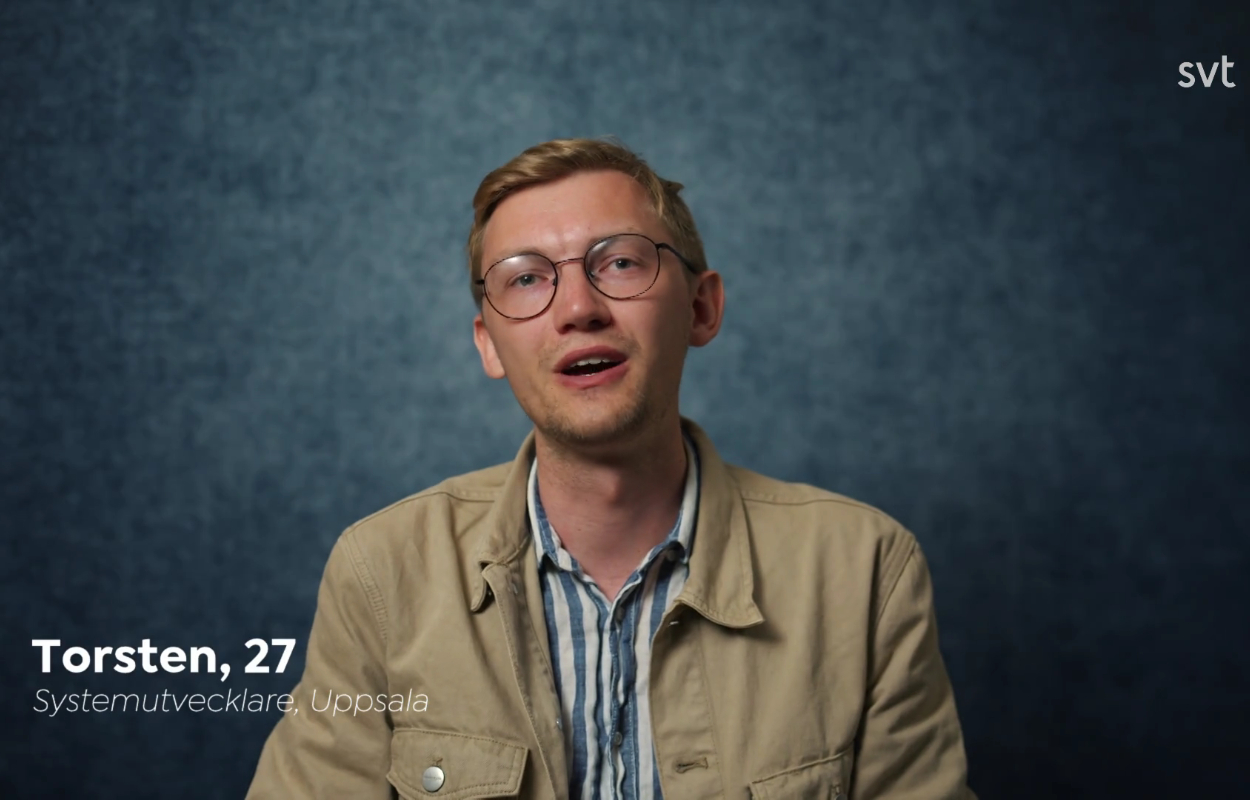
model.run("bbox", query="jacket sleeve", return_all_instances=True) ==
[246,530,394,799]
[851,534,976,799]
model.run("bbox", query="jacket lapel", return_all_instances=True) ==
[676,418,766,630]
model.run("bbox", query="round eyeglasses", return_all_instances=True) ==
[476,232,697,320]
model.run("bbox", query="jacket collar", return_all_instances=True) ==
[469,417,764,629]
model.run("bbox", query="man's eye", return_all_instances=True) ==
[508,272,546,289]
[597,257,640,274]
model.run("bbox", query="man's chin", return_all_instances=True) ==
[534,405,651,449]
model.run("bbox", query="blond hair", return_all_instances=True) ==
[465,137,709,308]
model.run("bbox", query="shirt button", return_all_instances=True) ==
[421,766,445,792]
[612,731,623,748]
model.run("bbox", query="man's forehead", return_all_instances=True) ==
[482,171,662,259]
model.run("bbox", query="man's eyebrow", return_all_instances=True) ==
[489,245,547,263]
[488,228,649,263]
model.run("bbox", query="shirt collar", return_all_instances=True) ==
[470,417,763,630]
[526,432,701,573]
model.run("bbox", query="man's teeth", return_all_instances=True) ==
[572,357,614,367]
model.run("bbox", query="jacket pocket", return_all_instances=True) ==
[749,750,850,800]
[388,728,528,799]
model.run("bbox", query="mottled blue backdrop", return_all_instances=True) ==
[2,0,1247,797]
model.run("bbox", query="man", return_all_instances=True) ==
[247,138,975,799]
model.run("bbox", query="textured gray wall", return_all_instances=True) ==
[2,0,1247,797]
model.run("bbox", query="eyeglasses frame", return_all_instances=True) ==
[475,232,698,321]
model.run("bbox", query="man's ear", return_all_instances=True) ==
[473,313,507,379]
[688,269,725,348]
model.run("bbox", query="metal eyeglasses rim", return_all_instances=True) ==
[474,232,698,321]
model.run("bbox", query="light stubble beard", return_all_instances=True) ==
[528,379,657,450]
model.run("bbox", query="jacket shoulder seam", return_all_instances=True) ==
[342,527,389,648]
[874,533,919,626]
[739,490,899,523]
[349,487,501,530]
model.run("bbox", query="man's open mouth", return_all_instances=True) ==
[561,357,623,376]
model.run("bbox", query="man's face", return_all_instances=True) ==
[472,169,722,449]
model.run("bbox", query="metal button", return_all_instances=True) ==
[665,549,680,562]
[509,580,518,595]
[611,731,623,748]
[421,766,445,792]
[555,716,562,730]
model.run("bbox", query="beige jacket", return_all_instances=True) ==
[247,418,975,799]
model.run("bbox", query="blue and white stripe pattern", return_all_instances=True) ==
[526,434,700,800]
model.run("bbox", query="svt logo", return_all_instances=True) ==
[1178,56,1236,88]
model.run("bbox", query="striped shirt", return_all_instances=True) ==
[526,434,700,800]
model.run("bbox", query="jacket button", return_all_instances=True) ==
[422,766,445,792]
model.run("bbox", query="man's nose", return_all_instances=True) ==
[549,259,611,331]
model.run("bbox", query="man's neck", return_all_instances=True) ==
[533,417,688,602]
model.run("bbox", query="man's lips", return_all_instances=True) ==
[554,359,628,389]
[553,346,629,375]
[552,346,630,390]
